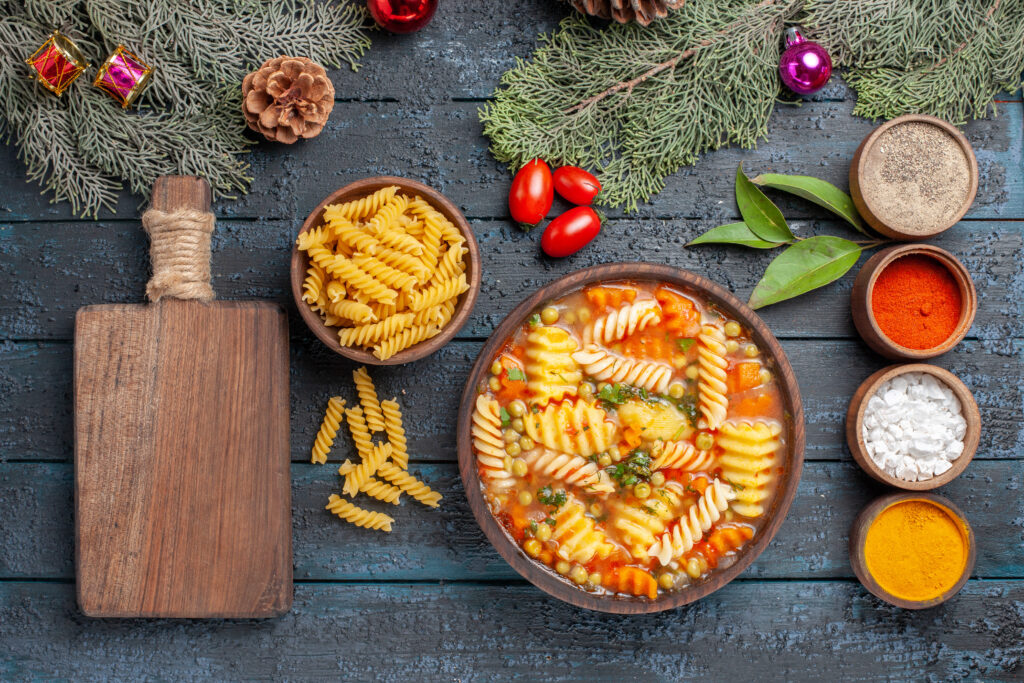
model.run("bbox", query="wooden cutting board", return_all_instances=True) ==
[74,177,292,618]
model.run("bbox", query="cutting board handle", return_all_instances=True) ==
[143,176,216,303]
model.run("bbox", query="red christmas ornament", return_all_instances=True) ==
[367,0,437,34]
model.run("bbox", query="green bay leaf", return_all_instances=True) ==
[687,222,784,249]
[752,173,869,235]
[735,164,794,243]
[748,236,862,309]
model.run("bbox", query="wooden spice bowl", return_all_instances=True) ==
[846,363,981,491]
[290,176,481,365]
[851,243,977,360]
[849,492,975,609]
[457,262,806,614]
[849,114,978,240]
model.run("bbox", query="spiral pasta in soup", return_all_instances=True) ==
[472,281,788,600]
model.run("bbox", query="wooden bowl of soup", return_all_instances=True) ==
[457,263,805,613]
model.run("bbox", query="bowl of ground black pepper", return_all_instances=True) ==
[851,244,977,360]
[849,114,978,240]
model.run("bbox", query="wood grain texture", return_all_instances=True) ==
[74,178,292,618]
[1,580,1022,681]
[457,263,805,613]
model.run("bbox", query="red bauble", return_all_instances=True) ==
[367,0,437,33]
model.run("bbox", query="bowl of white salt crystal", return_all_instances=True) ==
[846,364,980,491]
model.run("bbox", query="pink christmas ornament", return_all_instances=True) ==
[779,27,831,96]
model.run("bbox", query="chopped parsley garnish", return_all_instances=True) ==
[596,382,654,408]
[545,517,557,527]
[676,338,696,352]
[527,313,541,327]
[506,367,526,382]
[536,485,567,509]
[529,521,538,534]
[725,478,746,491]
[606,450,652,486]
[499,407,511,427]
[667,393,699,426]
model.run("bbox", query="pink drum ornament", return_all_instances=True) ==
[94,46,154,107]
[779,27,832,96]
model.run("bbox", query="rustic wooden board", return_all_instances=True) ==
[2,219,1023,341]
[3,460,1022,582]
[1,580,1022,680]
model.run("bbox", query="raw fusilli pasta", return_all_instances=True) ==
[410,272,468,312]
[377,462,443,508]
[572,345,673,394]
[521,448,614,493]
[323,186,398,222]
[345,406,374,461]
[582,299,662,345]
[311,396,346,465]
[343,442,392,497]
[325,494,394,532]
[303,264,326,305]
[718,421,781,518]
[352,253,417,292]
[338,313,416,347]
[524,399,617,458]
[373,323,441,361]
[697,324,729,430]
[381,398,408,469]
[353,366,386,433]
[647,479,736,566]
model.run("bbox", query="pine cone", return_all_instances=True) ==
[569,0,686,25]
[241,56,335,144]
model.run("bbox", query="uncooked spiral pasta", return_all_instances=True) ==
[524,399,616,458]
[377,462,443,508]
[551,498,616,563]
[582,299,662,345]
[338,313,416,347]
[353,366,386,433]
[473,278,788,600]
[651,440,714,471]
[373,323,441,361]
[311,396,346,465]
[697,324,729,430]
[345,406,373,461]
[717,421,781,518]
[522,448,614,493]
[343,442,392,497]
[298,188,468,357]
[524,325,581,406]
[647,479,736,566]
[572,345,673,394]
[323,186,398,223]
[381,398,408,470]
[325,494,394,532]
[471,395,516,492]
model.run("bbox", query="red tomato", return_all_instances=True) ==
[541,206,601,257]
[553,166,601,205]
[508,159,553,229]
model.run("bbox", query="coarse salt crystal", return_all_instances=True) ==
[861,371,966,482]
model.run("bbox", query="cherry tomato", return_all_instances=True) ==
[553,166,601,205]
[541,206,602,258]
[508,159,553,229]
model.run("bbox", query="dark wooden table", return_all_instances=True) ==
[2,2,1022,680]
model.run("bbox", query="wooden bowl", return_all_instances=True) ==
[456,263,806,614]
[849,114,978,241]
[290,176,481,365]
[846,363,980,491]
[851,244,977,360]
[849,492,975,609]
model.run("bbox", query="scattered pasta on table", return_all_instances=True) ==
[297,186,469,360]
[472,281,787,599]
[310,366,443,532]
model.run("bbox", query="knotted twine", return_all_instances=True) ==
[142,208,216,303]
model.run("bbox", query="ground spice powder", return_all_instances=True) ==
[871,255,962,350]
[863,500,967,602]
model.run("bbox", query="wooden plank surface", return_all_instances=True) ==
[0,0,1021,676]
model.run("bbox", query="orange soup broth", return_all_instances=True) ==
[477,280,787,599]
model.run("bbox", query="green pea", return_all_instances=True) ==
[695,432,715,451]
[511,457,528,476]
[651,472,666,487]
[503,430,519,444]
[506,442,522,457]
[488,376,501,391]
[519,435,535,451]
[578,382,594,400]
[518,490,533,506]
[541,307,559,325]
[724,321,742,337]
[507,400,526,417]
[570,565,589,585]
[511,418,525,433]
[744,343,759,358]
[634,482,651,499]
[668,382,685,399]
[490,360,502,376]
[536,523,552,541]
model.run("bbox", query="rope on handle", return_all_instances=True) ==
[142,208,216,303]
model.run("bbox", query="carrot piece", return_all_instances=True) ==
[619,426,644,451]
[728,362,762,394]
[605,566,658,599]
[619,332,673,362]
[706,525,754,556]
[731,392,774,419]
[495,354,528,402]
[585,285,637,310]
[655,286,701,337]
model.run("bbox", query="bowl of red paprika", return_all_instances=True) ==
[851,244,977,360]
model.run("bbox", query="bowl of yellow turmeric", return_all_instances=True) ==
[849,492,974,609]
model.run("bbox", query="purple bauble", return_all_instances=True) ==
[779,27,832,95]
